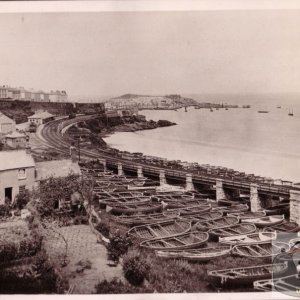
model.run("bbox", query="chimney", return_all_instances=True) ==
[70,146,77,163]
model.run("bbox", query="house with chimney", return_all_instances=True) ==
[0,150,36,204]
[0,148,81,205]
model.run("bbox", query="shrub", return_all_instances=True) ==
[95,278,153,294]
[95,222,110,238]
[14,189,31,210]
[107,230,132,263]
[0,204,10,217]
[0,251,59,294]
[122,250,150,286]
[73,215,88,225]
[0,230,43,264]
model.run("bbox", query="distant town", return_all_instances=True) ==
[0,84,68,102]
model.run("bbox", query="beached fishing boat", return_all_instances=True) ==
[165,199,209,209]
[219,232,276,245]
[155,245,232,262]
[264,220,300,233]
[208,263,287,286]
[241,215,284,228]
[227,211,266,220]
[114,211,179,226]
[167,204,212,216]
[212,204,249,215]
[208,223,256,239]
[233,241,289,258]
[127,220,191,240]
[106,202,163,215]
[193,216,239,231]
[140,231,208,250]
[253,279,274,291]
[99,196,151,207]
[180,211,223,224]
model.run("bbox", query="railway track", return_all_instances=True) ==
[39,115,294,197]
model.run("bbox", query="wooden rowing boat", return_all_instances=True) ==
[193,216,239,231]
[99,196,150,207]
[264,220,300,233]
[233,241,290,258]
[253,279,274,291]
[114,211,179,226]
[241,215,284,228]
[227,211,266,220]
[208,263,287,286]
[163,199,209,209]
[212,204,249,215]
[180,211,223,224]
[155,245,232,261]
[167,204,212,216]
[127,220,191,240]
[219,232,276,245]
[140,231,208,250]
[106,202,163,215]
[208,223,256,239]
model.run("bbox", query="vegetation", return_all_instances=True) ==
[95,278,153,294]
[0,250,63,294]
[14,189,31,210]
[0,204,11,218]
[123,250,150,286]
[32,173,93,217]
[107,230,132,263]
[95,222,110,238]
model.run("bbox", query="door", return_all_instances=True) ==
[5,187,12,204]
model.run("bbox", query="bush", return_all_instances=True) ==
[107,230,132,263]
[122,250,150,286]
[0,230,43,264]
[95,278,153,294]
[95,222,110,238]
[14,189,31,210]
[0,204,10,217]
[73,215,88,225]
[0,251,59,294]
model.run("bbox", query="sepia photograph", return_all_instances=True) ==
[0,0,300,298]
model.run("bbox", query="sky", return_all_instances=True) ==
[0,8,300,98]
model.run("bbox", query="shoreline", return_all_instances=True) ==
[100,112,296,185]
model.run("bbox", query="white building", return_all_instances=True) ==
[5,131,27,149]
[0,150,36,204]
[0,113,16,134]
[28,111,55,126]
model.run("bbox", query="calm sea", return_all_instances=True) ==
[103,95,300,182]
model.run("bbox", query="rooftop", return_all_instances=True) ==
[28,111,55,120]
[0,150,35,171]
[0,112,14,124]
[5,131,26,139]
[35,159,82,181]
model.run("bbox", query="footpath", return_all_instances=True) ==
[44,224,123,294]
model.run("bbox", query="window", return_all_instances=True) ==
[18,168,26,180]
[19,185,26,194]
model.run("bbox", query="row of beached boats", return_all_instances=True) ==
[81,164,298,291]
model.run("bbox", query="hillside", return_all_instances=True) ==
[105,94,199,110]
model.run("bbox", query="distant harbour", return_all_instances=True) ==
[104,105,300,182]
